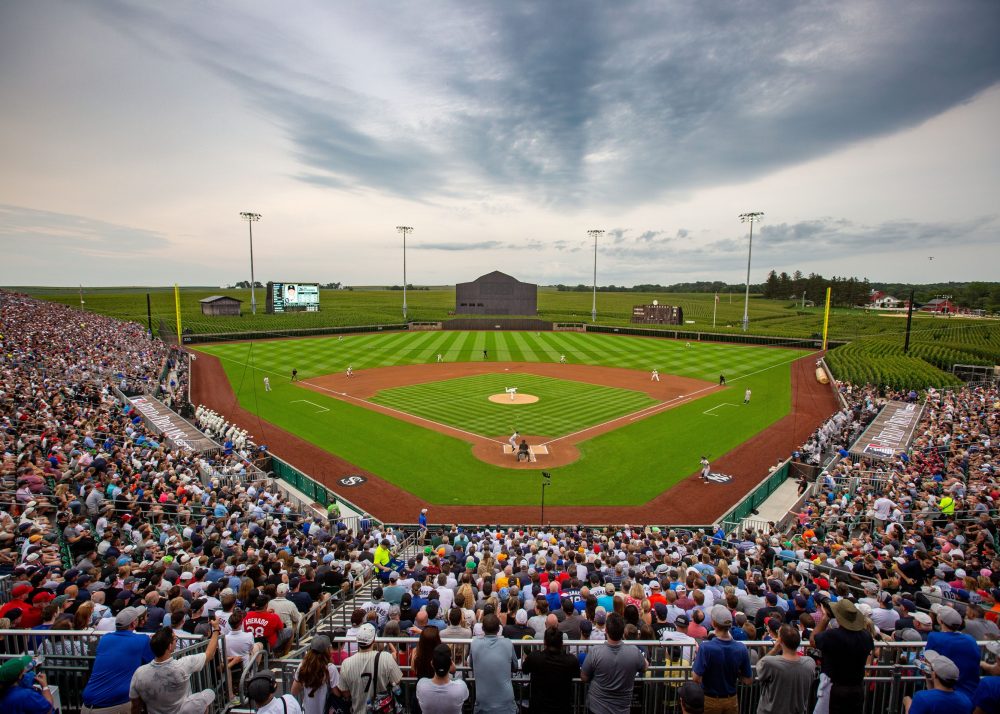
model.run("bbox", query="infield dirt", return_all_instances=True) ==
[191,353,836,524]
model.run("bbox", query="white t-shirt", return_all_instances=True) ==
[294,663,339,714]
[415,678,470,714]
[257,694,303,714]
[225,630,256,665]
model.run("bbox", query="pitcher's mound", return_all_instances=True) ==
[488,393,539,404]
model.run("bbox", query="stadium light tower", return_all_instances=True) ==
[588,229,604,323]
[240,212,262,315]
[738,212,763,332]
[396,226,414,321]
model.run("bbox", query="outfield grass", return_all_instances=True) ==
[370,373,658,438]
[196,332,801,506]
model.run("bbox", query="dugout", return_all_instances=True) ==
[199,295,242,317]
[455,271,537,315]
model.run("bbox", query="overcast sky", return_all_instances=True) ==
[1,0,999,287]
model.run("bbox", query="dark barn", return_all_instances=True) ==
[455,271,537,315]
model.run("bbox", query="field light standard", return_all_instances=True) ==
[588,229,604,323]
[396,226,413,321]
[738,212,763,332]
[240,212,261,315]
[540,471,551,525]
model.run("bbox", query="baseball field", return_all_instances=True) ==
[192,330,837,522]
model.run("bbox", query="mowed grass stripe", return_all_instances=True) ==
[370,372,656,437]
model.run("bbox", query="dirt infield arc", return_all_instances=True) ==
[191,353,838,524]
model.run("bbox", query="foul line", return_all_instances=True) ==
[301,380,506,445]
[291,399,330,413]
[543,349,821,446]
[703,403,739,417]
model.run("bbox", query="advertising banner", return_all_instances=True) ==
[849,399,924,461]
[129,395,218,453]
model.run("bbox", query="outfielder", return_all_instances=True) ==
[263,377,271,392]
[744,388,751,404]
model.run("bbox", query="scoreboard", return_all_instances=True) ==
[266,282,320,313]
[631,303,683,325]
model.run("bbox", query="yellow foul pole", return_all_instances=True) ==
[822,286,832,351]
[174,284,182,344]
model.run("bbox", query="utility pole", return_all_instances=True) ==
[738,212,764,331]
[240,212,261,314]
[396,226,413,321]
[588,229,604,323]
[903,289,915,353]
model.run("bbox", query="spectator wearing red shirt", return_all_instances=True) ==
[0,584,42,628]
[647,581,667,608]
[242,595,290,652]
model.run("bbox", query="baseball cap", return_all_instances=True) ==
[654,603,668,619]
[923,651,960,684]
[115,606,148,628]
[913,612,933,626]
[0,656,31,685]
[710,605,733,627]
[936,606,963,629]
[11,584,32,598]
[515,609,528,625]
[309,635,332,653]
[356,623,377,647]
[678,681,705,714]
[674,614,689,628]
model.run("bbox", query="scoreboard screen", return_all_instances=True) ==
[267,282,320,313]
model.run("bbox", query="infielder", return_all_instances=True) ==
[263,377,271,392]
[437,353,443,363]
[651,369,660,382]
[346,365,353,378]
[700,456,711,480]
[559,354,567,364]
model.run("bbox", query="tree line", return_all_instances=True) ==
[761,271,872,307]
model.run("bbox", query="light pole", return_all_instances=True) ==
[240,212,261,314]
[396,226,413,321]
[540,471,551,524]
[588,229,604,323]
[738,212,763,332]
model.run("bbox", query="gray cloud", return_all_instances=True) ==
[86,1,1000,209]
[0,204,168,258]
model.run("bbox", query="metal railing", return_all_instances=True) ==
[0,629,229,713]
[717,460,792,534]
[261,637,997,714]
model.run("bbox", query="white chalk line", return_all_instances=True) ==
[291,399,330,413]
[703,403,739,417]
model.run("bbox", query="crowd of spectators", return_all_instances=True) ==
[2,291,999,714]
[0,293,403,712]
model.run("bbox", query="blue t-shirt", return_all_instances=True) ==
[81,630,154,707]
[692,637,752,698]
[908,687,971,714]
[0,684,53,714]
[973,677,1000,714]
[925,631,981,699]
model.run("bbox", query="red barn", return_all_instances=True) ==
[920,298,955,314]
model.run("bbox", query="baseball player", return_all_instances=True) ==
[651,369,660,382]
[719,374,726,386]
[346,365,353,378]
[508,431,519,452]
[744,388,751,404]
[437,353,443,363]
[559,354,567,364]
[263,377,271,392]
[700,456,711,481]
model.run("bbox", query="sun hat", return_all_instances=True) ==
[830,599,865,631]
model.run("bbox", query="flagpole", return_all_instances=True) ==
[713,293,718,328]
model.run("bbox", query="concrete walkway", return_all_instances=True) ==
[741,477,802,529]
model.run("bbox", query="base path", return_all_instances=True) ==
[190,353,837,525]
